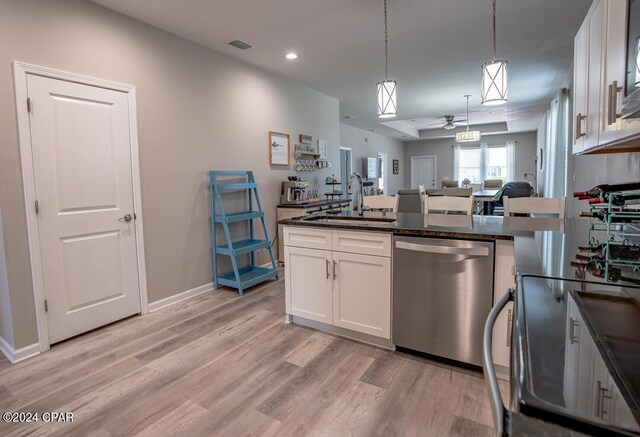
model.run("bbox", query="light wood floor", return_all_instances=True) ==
[0,276,504,437]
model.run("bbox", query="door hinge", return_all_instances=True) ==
[34,200,39,214]
[133,212,137,220]
[27,98,32,113]
[44,299,48,312]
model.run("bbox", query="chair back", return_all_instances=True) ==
[444,187,473,197]
[441,180,459,188]
[363,195,398,212]
[396,189,424,213]
[424,195,474,215]
[503,196,566,218]
[483,179,503,189]
[492,182,534,205]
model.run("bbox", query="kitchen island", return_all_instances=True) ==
[280,211,640,435]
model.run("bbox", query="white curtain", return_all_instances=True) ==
[543,89,570,198]
[452,144,459,181]
[506,141,515,181]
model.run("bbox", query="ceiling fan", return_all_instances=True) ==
[427,115,467,130]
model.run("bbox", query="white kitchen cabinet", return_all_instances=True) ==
[283,226,392,340]
[284,246,333,324]
[586,0,605,152]
[492,240,516,369]
[573,18,590,154]
[332,251,391,339]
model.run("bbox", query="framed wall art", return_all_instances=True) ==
[393,159,399,175]
[269,131,290,166]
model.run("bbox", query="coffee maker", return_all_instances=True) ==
[281,179,309,204]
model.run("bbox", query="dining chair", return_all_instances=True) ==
[441,180,459,188]
[424,195,474,215]
[363,195,398,212]
[396,189,424,213]
[443,187,473,197]
[483,179,503,190]
[503,196,566,218]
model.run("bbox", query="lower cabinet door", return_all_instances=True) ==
[332,252,391,339]
[285,246,333,324]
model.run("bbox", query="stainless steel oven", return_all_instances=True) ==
[623,0,640,118]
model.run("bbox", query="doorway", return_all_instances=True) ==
[411,156,437,189]
[13,62,147,350]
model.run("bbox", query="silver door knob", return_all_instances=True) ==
[119,214,133,222]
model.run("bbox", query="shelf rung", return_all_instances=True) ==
[217,183,257,191]
[214,211,263,223]
[217,266,278,290]
[215,239,270,256]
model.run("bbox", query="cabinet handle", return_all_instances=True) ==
[608,81,623,125]
[326,259,330,279]
[569,317,579,344]
[596,380,612,421]
[333,260,337,280]
[506,308,513,348]
[575,113,586,139]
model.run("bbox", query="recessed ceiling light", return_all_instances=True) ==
[285,53,298,60]
[343,115,356,119]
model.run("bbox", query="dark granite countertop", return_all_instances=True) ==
[277,198,352,209]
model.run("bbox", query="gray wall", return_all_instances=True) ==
[402,132,538,189]
[0,203,14,347]
[0,0,340,348]
[339,125,404,195]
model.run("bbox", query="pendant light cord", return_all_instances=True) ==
[384,0,389,79]
[492,0,497,61]
[465,95,471,132]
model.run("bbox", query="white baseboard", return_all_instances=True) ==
[0,336,40,364]
[148,282,213,313]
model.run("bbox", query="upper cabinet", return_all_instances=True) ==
[573,0,640,154]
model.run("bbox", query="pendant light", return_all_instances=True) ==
[481,0,508,105]
[377,0,397,118]
[456,95,482,143]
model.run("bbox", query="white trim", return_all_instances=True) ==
[410,155,437,189]
[0,336,40,364]
[12,61,148,353]
[148,282,213,313]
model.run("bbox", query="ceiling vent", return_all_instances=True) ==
[228,40,252,50]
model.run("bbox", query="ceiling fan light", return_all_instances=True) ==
[377,80,397,118]
[443,123,456,130]
[456,130,482,142]
[482,60,508,105]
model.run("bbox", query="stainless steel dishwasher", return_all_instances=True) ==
[393,236,495,367]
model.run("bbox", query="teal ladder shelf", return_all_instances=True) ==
[209,170,278,295]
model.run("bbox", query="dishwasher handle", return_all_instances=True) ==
[395,241,490,257]
[483,288,514,437]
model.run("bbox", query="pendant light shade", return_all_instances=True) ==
[377,0,397,118]
[482,0,508,105]
[377,80,397,118]
[635,37,640,87]
[456,95,482,143]
[482,60,508,105]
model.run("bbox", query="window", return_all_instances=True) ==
[454,143,514,184]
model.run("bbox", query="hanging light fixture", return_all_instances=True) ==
[635,37,640,87]
[377,0,397,118]
[456,95,482,143]
[481,0,508,105]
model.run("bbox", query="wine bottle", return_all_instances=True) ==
[579,210,640,223]
[573,181,640,198]
[588,194,640,205]
[577,244,640,261]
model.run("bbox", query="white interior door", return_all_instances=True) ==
[27,74,141,344]
[411,156,436,189]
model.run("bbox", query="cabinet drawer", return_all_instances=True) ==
[332,230,391,257]
[283,226,332,250]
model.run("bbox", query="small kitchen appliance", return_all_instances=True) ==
[281,179,309,205]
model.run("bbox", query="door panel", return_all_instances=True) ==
[284,246,332,324]
[27,74,140,344]
[411,157,436,189]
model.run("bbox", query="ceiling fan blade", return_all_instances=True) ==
[425,122,445,127]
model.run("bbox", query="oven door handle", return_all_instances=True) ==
[483,288,514,437]
[395,241,489,257]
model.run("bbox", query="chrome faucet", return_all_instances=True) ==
[348,172,364,214]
